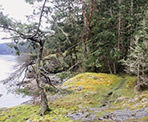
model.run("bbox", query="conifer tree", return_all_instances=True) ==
[123,11,148,90]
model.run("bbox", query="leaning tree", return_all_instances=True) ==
[0,0,55,115]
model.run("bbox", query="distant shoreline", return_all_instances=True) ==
[0,43,15,55]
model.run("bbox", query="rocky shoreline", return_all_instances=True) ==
[20,73,148,121]
[18,72,68,104]
[1,73,148,121]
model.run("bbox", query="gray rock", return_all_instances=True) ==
[28,65,34,72]
[99,107,148,121]
[115,96,128,103]
[26,72,35,79]
[67,109,89,120]
[0,107,8,112]
[88,76,98,80]
[26,120,30,122]
[48,93,63,101]
[44,58,63,73]
[141,98,147,102]
[89,106,108,113]
[48,74,61,85]
[76,86,84,91]
[67,108,97,121]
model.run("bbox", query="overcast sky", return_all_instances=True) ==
[0,0,33,43]
[0,0,32,21]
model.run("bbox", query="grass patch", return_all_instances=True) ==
[0,105,40,122]
[0,105,74,122]
[1,73,148,121]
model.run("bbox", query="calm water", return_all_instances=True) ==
[0,55,31,108]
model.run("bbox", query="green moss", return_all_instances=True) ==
[29,106,74,122]
[0,105,40,122]
[63,72,122,92]
[1,73,148,122]
[0,105,74,122]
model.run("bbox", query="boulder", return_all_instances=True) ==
[26,65,35,79]
[0,107,8,112]
[43,57,63,73]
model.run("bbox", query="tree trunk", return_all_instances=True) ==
[137,63,140,85]
[40,88,50,115]
[36,41,50,115]
[80,0,95,71]
[108,60,113,74]
[81,0,88,59]
[81,0,94,57]
[134,62,141,92]
[130,0,133,45]
[117,0,122,50]
[113,62,117,74]
[130,0,133,16]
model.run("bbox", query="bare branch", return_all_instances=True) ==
[2,36,22,40]
[55,22,70,41]
[32,0,47,37]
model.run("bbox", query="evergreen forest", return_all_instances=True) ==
[0,0,148,121]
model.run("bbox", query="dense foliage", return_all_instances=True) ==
[0,0,148,115]
[44,0,148,74]
[1,0,148,74]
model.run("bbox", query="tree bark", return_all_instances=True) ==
[113,62,117,74]
[137,54,140,85]
[40,88,50,115]
[130,0,133,16]
[81,0,94,57]
[129,0,133,46]
[80,0,95,71]
[108,60,113,74]
[117,0,122,50]
[81,0,88,58]
[36,41,50,115]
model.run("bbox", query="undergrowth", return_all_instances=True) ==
[1,73,148,122]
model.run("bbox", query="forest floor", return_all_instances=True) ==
[0,73,148,122]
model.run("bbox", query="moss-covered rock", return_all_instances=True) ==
[0,73,148,122]
[63,72,122,92]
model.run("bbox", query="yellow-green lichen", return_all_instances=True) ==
[1,73,148,122]
[63,73,122,92]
